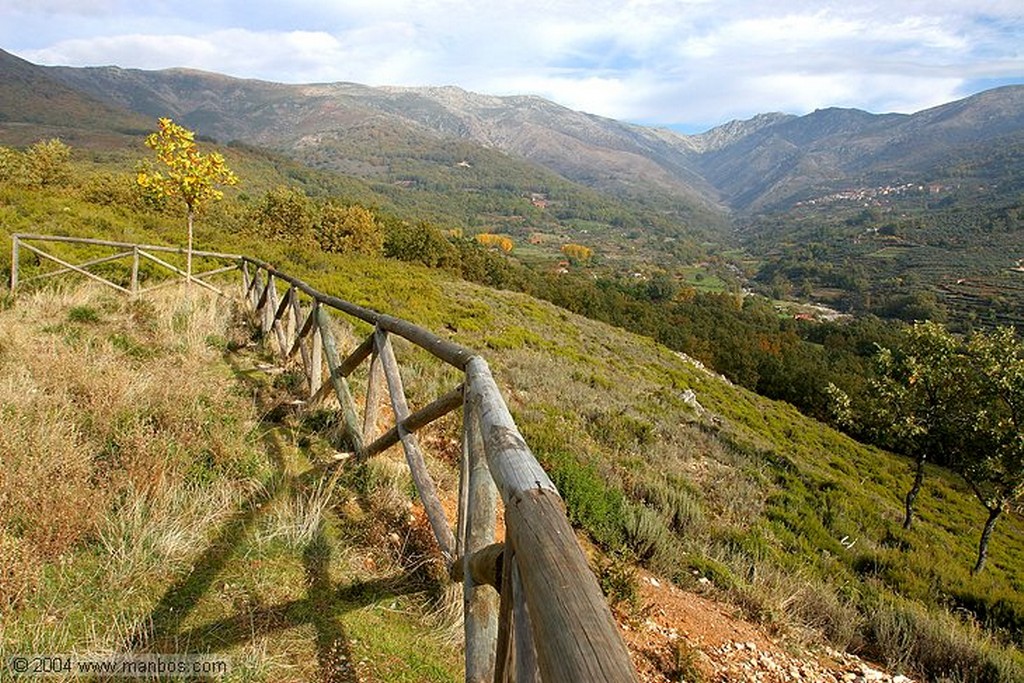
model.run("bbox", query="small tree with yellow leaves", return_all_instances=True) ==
[561,243,593,265]
[137,118,238,284]
[475,232,514,252]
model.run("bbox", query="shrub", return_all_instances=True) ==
[863,598,1024,682]
[597,552,642,615]
[316,202,384,256]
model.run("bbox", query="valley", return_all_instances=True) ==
[0,46,1022,682]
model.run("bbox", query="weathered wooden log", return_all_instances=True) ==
[10,235,19,291]
[250,271,264,316]
[288,302,316,357]
[512,559,540,683]
[377,313,475,369]
[505,488,636,682]
[268,282,290,358]
[273,283,293,325]
[375,329,456,559]
[286,293,314,393]
[361,385,464,460]
[363,347,384,444]
[241,260,250,300]
[465,356,636,682]
[284,287,297,355]
[245,263,260,307]
[338,333,374,378]
[464,357,557,500]
[316,307,365,454]
[495,547,516,683]
[131,247,139,294]
[462,396,500,681]
[450,542,504,588]
[310,305,323,399]
[260,274,274,336]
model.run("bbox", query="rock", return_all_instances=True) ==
[861,665,884,681]
[681,388,705,414]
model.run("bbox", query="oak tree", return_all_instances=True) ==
[872,322,1024,572]
[963,327,1024,573]
[870,321,971,529]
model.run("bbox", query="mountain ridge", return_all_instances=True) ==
[3,48,1023,214]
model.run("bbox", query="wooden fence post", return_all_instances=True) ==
[310,302,323,399]
[261,274,274,337]
[363,343,385,444]
[316,306,365,454]
[375,328,456,560]
[241,260,250,300]
[10,235,19,292]
[465,356,636,682]
[268,283,291,358]
[511,558,540,682]
[463,397,499,682]
[130,246,140,295]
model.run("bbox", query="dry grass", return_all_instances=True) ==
[0,283,269,628]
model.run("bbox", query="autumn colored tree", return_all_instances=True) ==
[475,232,514,252]
[561,243,593,264]
[137,118,238,284]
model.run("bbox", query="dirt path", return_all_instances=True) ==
[620,570,914,683]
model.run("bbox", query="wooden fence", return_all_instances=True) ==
[8,234,638,682]
[9,234,241,297]
[241,256,637,682]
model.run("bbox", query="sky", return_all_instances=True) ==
[1,1,1022,133]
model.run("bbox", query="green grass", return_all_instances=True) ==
[2,154,1022,681]
[0,286,461,682]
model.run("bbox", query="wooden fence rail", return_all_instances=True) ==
[7,234,637,682]
[9,234,242,296]
[242,256,636,682]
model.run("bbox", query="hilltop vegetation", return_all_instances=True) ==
[0,134,1022,681]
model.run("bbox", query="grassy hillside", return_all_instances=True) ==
[0,284,464,681]
[1,144,1022,682]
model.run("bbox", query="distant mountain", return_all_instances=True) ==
[3,49,1023,215]
[43,65,720,210]
[0,49,148,138]
[693,88,1024,209]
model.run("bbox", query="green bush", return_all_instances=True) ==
[534,446,626,550]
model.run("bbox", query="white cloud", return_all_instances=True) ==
[5,0,1023,130]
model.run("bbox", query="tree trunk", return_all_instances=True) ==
[972,505,1003,575]
[903,455,926,529]
[186,209,194,287]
